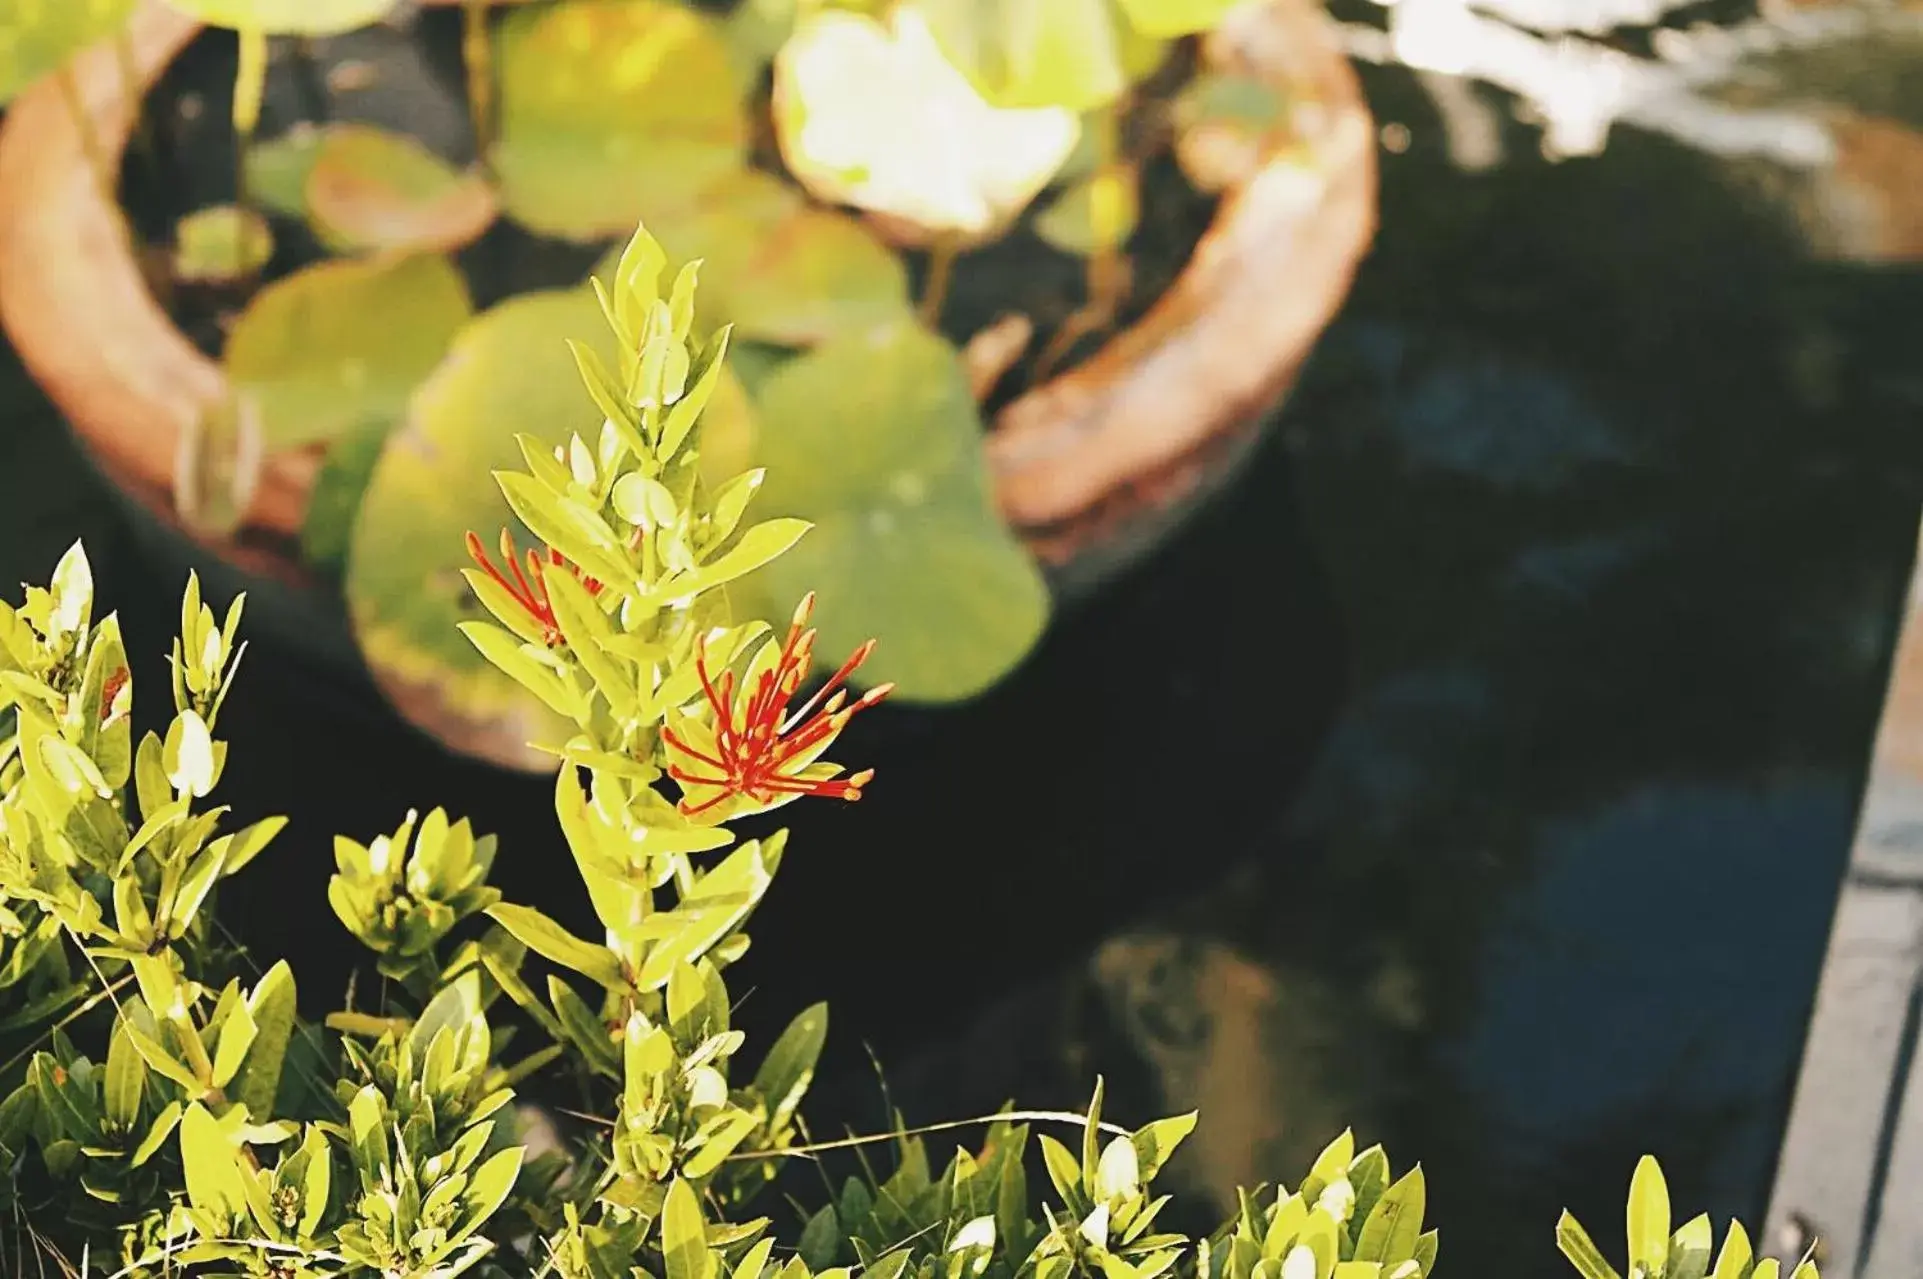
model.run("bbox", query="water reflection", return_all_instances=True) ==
[830,26,1923,1274]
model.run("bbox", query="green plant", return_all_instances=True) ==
[0,219,1819,1279]
[0,0,1303,728]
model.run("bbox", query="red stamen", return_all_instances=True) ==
[664,600,890,815]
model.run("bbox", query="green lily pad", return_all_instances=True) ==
[1034,165,1140,256]
[916,0,1125,113]
[304,123,498,254]
[224,252,472,450]
[492,0,748,241]
[172,205,274,283]
[246,124,325,218]
[1112,0,1240,37]
[745,318,1047,702]
[161,0,398,37]
[773,7,1080,240]
[300,414,391,578]
[0,0,133,105]
[595,172,910,347]
[345,288,612,751]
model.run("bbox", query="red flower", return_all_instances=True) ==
[662,593,891,816]
[464,529,603,648]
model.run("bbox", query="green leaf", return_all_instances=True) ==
[799,1203,840,1271]
[492,0,748,241]
[753,1002,827,1130]
[1034,166,1140,257]
[246,124,326,217]
[409,970,485,1058]
[1557,1212,1624,1279]
[1112,0,1239,37]
[664,1176,717,1279]
[1627,1157,1670,1279]
[179,1102,249,1221]
[235,960,296,1120]
[132,1100,183,1166]
[637,171,911,347]
[918,0,1125,111]
[485,903,627,990]
[0,0,134,105]
[161,0,397,37]
[771,7,1081,238]
[458,1144,525,1239]
[744,318,1047,702]
[172,205,274,285]
[1130,1112,1197,1183]
[211,998,258,1089]
[1707,1221,1751,1279]
[1354,1167,1424,1267]
[632,838,775,990]
[1666,1216,1713,1279]
[347,288,613,756]
[302,123,498,254]
[1040,1133,1082,1205]
[225,252,472,450]
[103,1018,147,1129]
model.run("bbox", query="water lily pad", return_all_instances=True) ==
[300,414,390,577]
[246,124,325,218]
[224,253,472,450]
[0,0,133,104]
[916,0,1124,112]
[172,205,274,283]
[304,123,498,254]
[161,0,397,37]
[1034,165,1140,256]
[595,173,909,346]
[1112,0,1240,37]
[492,0,748,241]
[346,288,612,751]
[745,319,1047,702]
[773,6,1080,241]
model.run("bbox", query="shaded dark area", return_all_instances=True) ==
[5,17,1923,1279]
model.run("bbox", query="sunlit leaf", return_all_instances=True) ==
[772,6,1079,240]
[618,171,911,346]
[303,122,497,254]
[1034,165,1139,256]
[172,205,274,284]
[246,123,326,217]
[225,253,471,450]
[0,0,134,105]
[492,0,748,241]
[161,0,397,37]
[346,288,611,755]
[300,414,392,576]
[743,318,1047,702]
[1112,0,1241,37]
[916,0,1125,112]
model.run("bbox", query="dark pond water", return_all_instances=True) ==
[5,5,1923,1273]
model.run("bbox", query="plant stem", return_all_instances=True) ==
[918,235,958,328]
[53,63,114,207]
[230,26,269,270]
[462,0,495,172]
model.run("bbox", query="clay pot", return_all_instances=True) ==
[0,0,1375,769]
